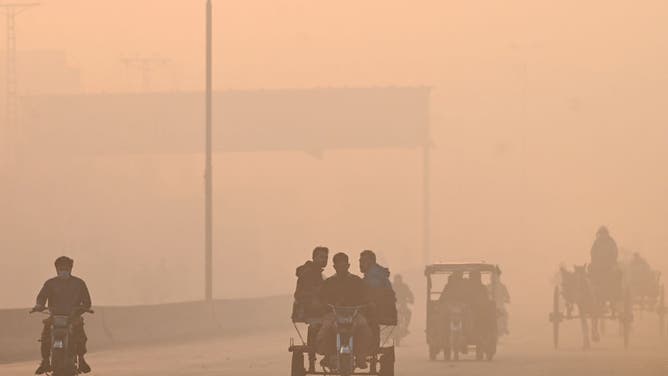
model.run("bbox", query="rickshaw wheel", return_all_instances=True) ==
[291,351,306,376]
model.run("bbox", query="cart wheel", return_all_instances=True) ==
[658,285,665,337]
[622,289,633,349]
[291,351,306,376]
[550,286,561,349]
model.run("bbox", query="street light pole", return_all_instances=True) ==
[204,0,213,301]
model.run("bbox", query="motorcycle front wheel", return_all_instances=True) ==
[51,349,77,376]
[338,354,354,376]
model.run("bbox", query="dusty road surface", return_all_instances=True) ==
[2,325,667,376]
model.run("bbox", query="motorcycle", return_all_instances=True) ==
[326,305,363,376]
[392,305,411,346]
[31,306,94,376]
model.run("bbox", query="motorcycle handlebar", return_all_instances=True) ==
[29,307,94,315]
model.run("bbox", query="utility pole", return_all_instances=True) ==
[1,1,39,164]
[120,56,170,92]
[204,0,213,301]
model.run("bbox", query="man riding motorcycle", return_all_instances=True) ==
[292,246,329,372]
[392,274,414,342]
[33,256,92,375]
[393,275,414,327]
[316,252,373,369]
[490,268,510,335]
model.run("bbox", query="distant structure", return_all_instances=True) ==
[1,1,39,162]
[121,55,171,92]
[20,87,433,279]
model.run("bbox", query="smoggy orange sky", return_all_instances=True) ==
[2,0,668,307]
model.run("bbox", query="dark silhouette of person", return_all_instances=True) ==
[491,268,510,335]
[626,252,656,299]
[467,271,490,306]
[393,274,414,338]
[359,250,397,349]
[359,250,392,289]
[590,226,619,274]
[33,256,92,374]
[317,252,373,369]
[293,246,329,321]
[589,226,621,299]
[292,246,329,372]
[439,271,466,304]
[393,274,414,324]
[466,270,493,339]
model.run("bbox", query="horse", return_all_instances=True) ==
[560,264,617,349]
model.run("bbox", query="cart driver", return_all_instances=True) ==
[589,226,622,299]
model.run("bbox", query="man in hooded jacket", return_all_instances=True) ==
[293,246,329,372]
[589,226,622,300]
[359,250,397,349]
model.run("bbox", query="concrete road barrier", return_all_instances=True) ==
[0,296,291,363]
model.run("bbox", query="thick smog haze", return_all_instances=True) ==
[1,1,667,375]
[3,0,667,305]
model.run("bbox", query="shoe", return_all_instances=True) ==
[320,355,334,370]
[35,359,52,375]
[78,356,92,373]
[355,358,368,369]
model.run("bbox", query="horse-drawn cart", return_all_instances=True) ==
[550,265,634,349]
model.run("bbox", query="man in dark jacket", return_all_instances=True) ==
[393,275,414,327]
[590,226,619,274]
[359,250,392,289]
[32,256,92,374]
[466,270,494,340]
[293,246,329,372]
[589,226,622,299]
[317,252,373,369]
[359,250,397,350]
[293,246,329,321]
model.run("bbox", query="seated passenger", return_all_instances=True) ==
[360,250,397,326]
[317,252,373,369]
[293,246,329,323]
[467,271,495,338]
[292,246,329,372]
[627,252,656,298]
[439,271,466,305]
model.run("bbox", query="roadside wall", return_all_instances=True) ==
[0,296,292,363]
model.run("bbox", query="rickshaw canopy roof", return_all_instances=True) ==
[425,262,498,275]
